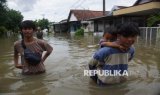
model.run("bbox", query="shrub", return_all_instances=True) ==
[75,28,84,36]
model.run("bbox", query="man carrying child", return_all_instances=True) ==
[89,22,140,85]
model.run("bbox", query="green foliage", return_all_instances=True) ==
[5,9,23,32]
[34,20,39,27]
[36,18,49,30]
[0,0,7,26]
[0,0,23,35]
[0,0,6,3]
[0,26,7,35]
[147,13,160,27]
[75,28,84,36]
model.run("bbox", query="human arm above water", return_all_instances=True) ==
[41,41,53,63]
[101,41,127,51]
[14,44,23,69]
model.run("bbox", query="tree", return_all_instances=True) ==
[34,20,39,27]
[37,18,49,30]
[0,0,23,36]
[5,9,23,33]
[147,13,160,27]
[0,0,7,26]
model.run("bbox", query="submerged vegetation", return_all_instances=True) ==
[75,28,84,36]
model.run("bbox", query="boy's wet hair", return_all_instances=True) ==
[20,20,36,31]
[103,25,117,37]
[117,22,140,37]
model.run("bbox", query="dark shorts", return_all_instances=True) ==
[89,65,107,86]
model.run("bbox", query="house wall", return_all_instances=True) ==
[89,21,94,32]
[97,21,103,32]
[61,23,68,32]
[94,20,111,32]
[81,21,94,32]
[111,16,147,27]
[53,24,60,32]
[69,21,81,32]
[69,14,78,21]
[53,23,68,33]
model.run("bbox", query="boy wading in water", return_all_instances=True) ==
[36,27,43,39]
[14,20,53,75]
[89,22,140,85]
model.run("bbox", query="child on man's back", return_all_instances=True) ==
[99,26,126,51]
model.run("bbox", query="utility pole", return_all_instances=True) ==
[42,14,45,19]
[103,0,106,32]
[103,0,105,16]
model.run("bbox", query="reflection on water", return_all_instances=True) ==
[0,33,160,95]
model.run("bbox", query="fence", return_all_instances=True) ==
[137,27,160,48]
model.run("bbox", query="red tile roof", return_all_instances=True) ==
[68,9,108,21]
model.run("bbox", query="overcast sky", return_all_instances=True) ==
[7,0,137,22]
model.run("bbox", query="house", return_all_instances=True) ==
[53,19,68,33]
[67,10,105,32]
[88,6,126,32]
[113,0,160,26]
[53,0,160,33]
[88,0,160,33]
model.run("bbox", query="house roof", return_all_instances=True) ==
[114,6,128,10]
[68,9,109,21]
[133,0,160,6]
[60,19,67,23]
[53,19,68,25]
[89,0,160,21]
[113,1,160,16]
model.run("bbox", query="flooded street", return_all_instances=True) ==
[0,33,160,95]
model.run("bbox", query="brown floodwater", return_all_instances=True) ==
[0,32,160,95]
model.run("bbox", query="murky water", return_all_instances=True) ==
[0,33,160,95]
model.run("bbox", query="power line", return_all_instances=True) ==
[73,0,86,9]
[53,0,84,16]
[70,0,83,8]
[52,0,93,21]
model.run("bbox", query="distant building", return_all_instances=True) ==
[53,10,105,33]
[112,0,160,26]
[53,0,160,33]
[88,0,160,33]
[67,10,106,32]
[53,19,68,33]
